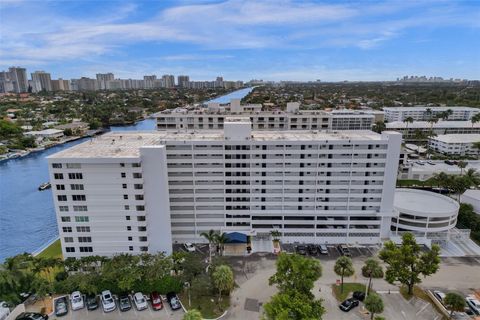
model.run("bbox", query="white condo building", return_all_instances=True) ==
[48,119,402,259]
[384,106,480,122]
[156,101,376,132]
[428,134,480,156]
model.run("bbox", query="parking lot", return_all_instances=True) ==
[28,295,185,320]
[280,243,381,260]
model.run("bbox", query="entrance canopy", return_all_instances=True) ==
[226,232,248,244]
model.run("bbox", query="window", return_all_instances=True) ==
[132,163,141,168]
[139,237,148,242]
[126,216,131,221]
[57,195,67,201]
[121,172,126,178]
[126,226,132,231]
[120,163,125,167]
[66,247,75,253]
[75,216,89,222]
[138,226,147,232]
[123,195,128,199]
[56,184,65,190]
[135,195,144,201]
[76,226,90,232]
[70,184,84,190]
[124,205,130,210]
[136,205,145,211]
[122,184,127,189]
[133,173,142,179]
[137,216,146,222]
[78,236,92,243]
[72,195,86,201]
[52,163,62,168]
[79,247,93,253]
[59,206,69,212]
[62,227,72,233]
[54,173,64,180]
[64,237,73,243]
[140,246,148,252]
[129,246,134,251]
[73,205,87,212]
[134,184,143,190]
[68,173,83,179]
[128,236,133,241]
[66,163,81,169]
[61,216,71,222]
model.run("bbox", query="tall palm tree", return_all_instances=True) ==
[200,229,217,264]
[427,117,439,138]
[471,113,480,128]
[464,168,480,187]
[215,232,229,256]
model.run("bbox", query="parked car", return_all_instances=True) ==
[85,295,98,311]
[307,245,318,255]
[150,292,163,311]
[427,161,436,165]
[295,245,307,255]
[352,291,366,302]
[184,242,196,252]
[118,294,131,312]
[166,292,181,310]
[433,290,446,304]
[70,291,84,311]
[319,244,328,255]
[54,297,68,317]
[466,296,480,315]
[133,292,148,311]
[100,290,116,312]
[339,298,359,312]
[15,313,48,320]
[337,245,351,257]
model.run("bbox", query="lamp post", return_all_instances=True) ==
[184,282,191,307]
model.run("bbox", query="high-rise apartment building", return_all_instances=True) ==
[162,74,175,88]
[51,78,71,91]
[96,73,115,90]
[8,67,29,93]
[384,106,480,122]
[177,75,190,88]
[48,119,401,258]
[31,71,52,92]
[144,75,157,89]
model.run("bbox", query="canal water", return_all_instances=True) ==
[0,88,253,262]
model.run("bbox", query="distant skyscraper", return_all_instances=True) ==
[215,76,224,88]
[162,74,175,88]
[144,75,157,89]
[31,71,52,92]
[51,78,71,91]
[177,75,190,88]
[8,67,28,93]
[96,73,114,90]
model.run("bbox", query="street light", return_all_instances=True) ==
[184,282,191,307]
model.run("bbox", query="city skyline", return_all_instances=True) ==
[1,0,479,81]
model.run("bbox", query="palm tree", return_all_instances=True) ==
[458,161,467,175]
[362,258,383,294]
[464,168,480,187]
[427,117,439,137]
[212,265,234,302]
[444,292,466,319]
[270,230,281,242]
[215,232,229,256]
[471,113,480,128]
[183,309,203,320]
[403,116,414,131]
[200,229,217,264]
[365,293,384,320]
[372,121,386,134]
[334,256,355,294]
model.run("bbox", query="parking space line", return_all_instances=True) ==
[416,302,430,315]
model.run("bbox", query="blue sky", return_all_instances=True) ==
[0,0,479,81]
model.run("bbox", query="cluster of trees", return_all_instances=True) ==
[0,250,235,318]
[0,119,36,152]
[431,169,480,201]
[456,203,480,244]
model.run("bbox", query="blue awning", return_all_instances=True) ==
[226,232,247,244]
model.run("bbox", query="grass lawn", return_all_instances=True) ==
[332,283,367,301]
[36,239,63,259]
[179,292,230,318]
[399,285,430,302]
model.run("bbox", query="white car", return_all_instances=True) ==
[433,290,446,304]
[101,290,116,312]
[133,292,148,311]
[184,242,195,252]
[70,291,84,310]
[466,295,480,315]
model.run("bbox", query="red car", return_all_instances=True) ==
[150,292,163,310]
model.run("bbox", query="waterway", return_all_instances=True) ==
[0,87,253,262]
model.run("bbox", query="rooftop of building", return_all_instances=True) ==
[462,189,480,201]
[405,160,480,174]
[384,106,478,111]
[48,129,391,159]
[386,120,480,129]
[430,134,480,144]
[394,188,459,216]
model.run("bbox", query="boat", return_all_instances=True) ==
[38,182,51,191]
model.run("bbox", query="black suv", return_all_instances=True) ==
[307,245,318,255]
